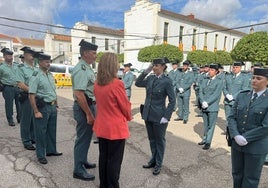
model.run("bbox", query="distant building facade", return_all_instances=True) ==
[71,22,124,67]
[124,0,246,69]
[45,32,72,64]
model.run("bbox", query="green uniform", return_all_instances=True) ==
[228,89,268,188]
[175,70,194,121]
[0,62,21,124]
[28,69,58,159]
[71,60,96,174]
[135,72,175,167]
[199,76,223,145]
[122,71,134,100]
[16,63,37,147]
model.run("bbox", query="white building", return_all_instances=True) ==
[71,22,124,68]
[44,32,72,64]
[124,0,246,69]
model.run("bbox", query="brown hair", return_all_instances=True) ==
[96,52,119,85]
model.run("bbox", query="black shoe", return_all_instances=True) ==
[264,162,268,166]
[198,141,206,145]
[17,119,20,123]
[183,120,188,124]
[46,152,63,156]
[31,140,36,144]
[153,165,161,175]
[84,162,96,169]
[202,144,211,150]
[38,158,48,164]
[24,145,36,150]
[174,118,183,121]
[195,114,203,117]
[142,162,156,169]
[73,172,95,181]
[93,139,99,144]
[9,122,15,126]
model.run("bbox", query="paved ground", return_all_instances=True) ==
[0,83,268,188]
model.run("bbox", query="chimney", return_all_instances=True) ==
[187,14,195,19]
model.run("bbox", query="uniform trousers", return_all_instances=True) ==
[145,121,168,167]
[231,147,266,188]
[2,86,20,124]
[202,111,218,144]
[20,98,35,147]
[99,138,125,188]
[73,101,95,173]
[35,104,57,159]
[177,95,190,120]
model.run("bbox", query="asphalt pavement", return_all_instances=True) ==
[0,84,268,188]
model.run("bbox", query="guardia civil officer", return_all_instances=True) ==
[174,60,194,124]
[29,53,62,165]
[0,48,21,126]
[168,60,179,111]
[122,63,134,100]
[135,57,175,175]
[72,39,97,181]
[16,47,37,150]
[222,62,250,135]
[228,68,268,188]
[198,64,224,150]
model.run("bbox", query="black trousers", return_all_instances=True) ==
[99,138,125,188]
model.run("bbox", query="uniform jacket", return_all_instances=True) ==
[93,79,131,140]
[122,71,134,97]
[135,72,175,123]
[199,76,224,112]
[0,62,19,86]
[223,72,250,105]
[175,70,194,97]
[168,69,179,87]
[228,89,268,154]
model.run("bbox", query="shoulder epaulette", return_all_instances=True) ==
[18,63,24,68]
[81,64,86,71]
[32,71,38,76]
[240,89,251,93]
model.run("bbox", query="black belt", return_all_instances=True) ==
[45,101,56,105]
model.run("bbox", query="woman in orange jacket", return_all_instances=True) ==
[93,52,132,188]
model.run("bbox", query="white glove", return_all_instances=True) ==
[226,94,234,101]
[202,102,208,109]
[234,135,248,146]
[144,64,153,74]
[178,88,184,93]
[160,117,168,124]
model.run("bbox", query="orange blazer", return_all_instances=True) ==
[93,78,131,140]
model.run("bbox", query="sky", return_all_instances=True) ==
[0,0,267,39]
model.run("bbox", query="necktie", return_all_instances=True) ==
[251,93,258,103]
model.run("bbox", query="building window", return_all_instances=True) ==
[70,44,72,52]
[232,38,235,49]
[59,43,63,54]
[163,22,169,44]
[179,26,184,51]
[105,38,109,50]
[192,29,197,51]
[223,36,227,51]
[203,32,208,51]
[214,34,218,52]
[117,40,120,54]
[92,37,96,44]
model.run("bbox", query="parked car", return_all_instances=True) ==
[49,64,74,86]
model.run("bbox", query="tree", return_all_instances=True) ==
[96,51,104,62]
[231,31,268,65]
[214,50,233,65]
[138,44,183,63]
[187,50,215,66]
